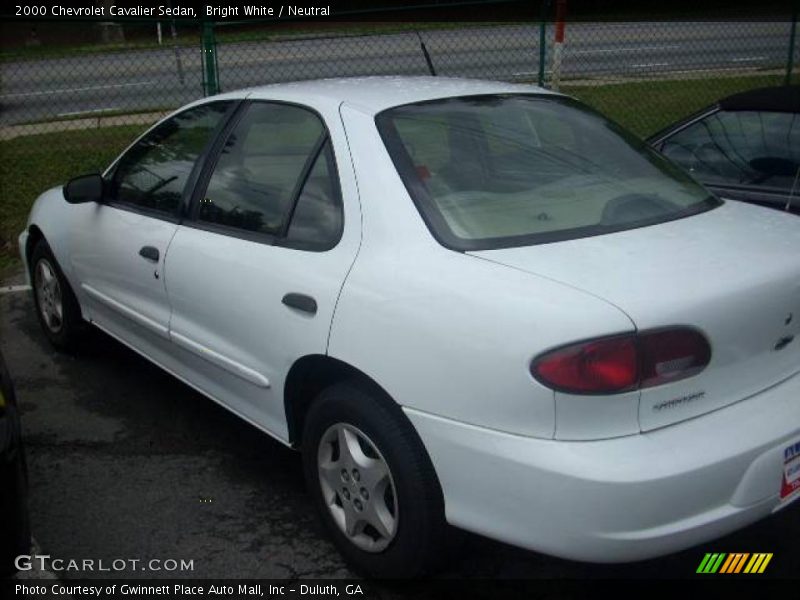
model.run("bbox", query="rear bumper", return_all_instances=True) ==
[405,370,800,563]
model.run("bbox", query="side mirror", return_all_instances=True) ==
[63,174,104,204]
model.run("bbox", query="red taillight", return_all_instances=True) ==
[532,334,638,394]
[639,328,711,389]
[531,328,710,395]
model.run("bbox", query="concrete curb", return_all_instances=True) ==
[0,111,168,141]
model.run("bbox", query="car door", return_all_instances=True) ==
[69,101,234,350]
[163,100,361,440]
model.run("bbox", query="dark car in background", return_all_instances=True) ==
[0,350,30,576]
[649,86,800,214]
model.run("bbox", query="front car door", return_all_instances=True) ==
[163,99,361,440]
[69,101,234,350]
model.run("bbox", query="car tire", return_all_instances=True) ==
[30,239,85,351]
[0,444,30,577]
[302,380,448,578]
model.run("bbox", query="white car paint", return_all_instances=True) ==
[18,77,800,563]
[72,205,178,340]
[473,199,800,436]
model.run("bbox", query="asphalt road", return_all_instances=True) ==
[0,21,794,126]
[1,270,799,584]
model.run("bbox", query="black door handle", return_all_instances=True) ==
[139,246,159,262]
[282,293,317,315]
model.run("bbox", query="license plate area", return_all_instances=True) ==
[780,439,800,501]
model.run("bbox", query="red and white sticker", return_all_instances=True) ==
[780,440,800,500]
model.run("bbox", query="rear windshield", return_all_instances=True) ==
[377,94,719,251]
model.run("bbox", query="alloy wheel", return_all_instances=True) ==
[317,423,399,552]
[34,259,64,333]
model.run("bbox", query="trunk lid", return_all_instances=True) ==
[470,201,800,432]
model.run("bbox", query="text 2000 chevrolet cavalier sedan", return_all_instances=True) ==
[18,77,800,577]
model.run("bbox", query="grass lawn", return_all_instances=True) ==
[0,71,789,275]
[562,73,786,138]
[0,125,145,276]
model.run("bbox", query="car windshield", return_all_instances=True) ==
[377,94,719,250]
[659,109,800,193]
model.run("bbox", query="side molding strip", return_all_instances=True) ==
[170,330,271,389]
[81,283,169,338]
[81,283,270,389]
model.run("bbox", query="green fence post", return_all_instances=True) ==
[202,19,219,96]
[787,3,798,86]
[538,0,551,87]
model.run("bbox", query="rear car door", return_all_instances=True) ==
[163,100,361,440]
[70,102,233,348]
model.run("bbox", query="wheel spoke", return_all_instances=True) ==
[337,426,364,468]
[360,457,389,492]
[317,422,399,553]
[53,299,63,321]
[364,495,395,539]
[34,259,64,333]
[318,461,341,498]
[39,262,53,285]
[342,502,361,537]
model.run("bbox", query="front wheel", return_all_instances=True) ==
[302,381,448,578]
[30,240,85,351]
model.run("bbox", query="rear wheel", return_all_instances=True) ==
[30,240,85,351]
[302,381,448,577]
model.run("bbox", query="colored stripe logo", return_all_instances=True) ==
[697,553,773,574]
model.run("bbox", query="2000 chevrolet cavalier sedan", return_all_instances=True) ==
[17,77,800,577]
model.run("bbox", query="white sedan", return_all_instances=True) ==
[18,77,800,577]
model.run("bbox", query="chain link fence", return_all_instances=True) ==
[1,2,798,269]
[557,19,798,137]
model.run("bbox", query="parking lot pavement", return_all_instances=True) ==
[2,272,799,581]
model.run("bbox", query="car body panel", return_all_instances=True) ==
[472,200,800,434]
[328,103,636,439]
[244,76,558,115]
[406,367,800,562]
[712,186,798,214]
[69,204,178,340]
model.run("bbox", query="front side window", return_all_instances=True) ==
[377,95,718,250]
[197,102,342,250]
[109,102,230,215]
[660,110,800,193]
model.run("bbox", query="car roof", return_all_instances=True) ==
[717,85,800,113]
[238,76,557,114]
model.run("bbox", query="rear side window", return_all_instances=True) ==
[285,139,343,250]
[110,102,230,216]
[660,110,800,193]
[377,95,717,251]
[197,102,342,249]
